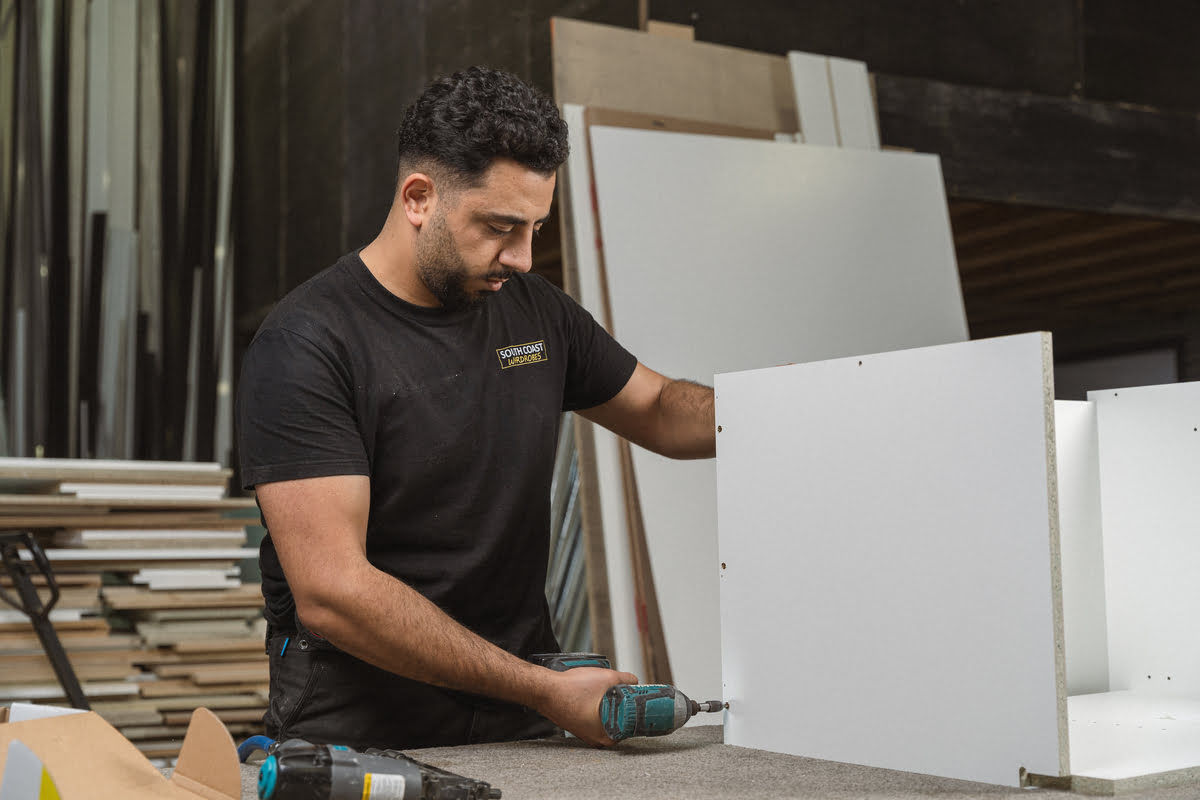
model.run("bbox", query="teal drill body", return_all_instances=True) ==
[599,683,722,741]
[531,652,724,741]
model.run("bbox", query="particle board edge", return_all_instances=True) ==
[1042,331,1071,778]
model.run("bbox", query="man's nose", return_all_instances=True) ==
[499,231,534,273]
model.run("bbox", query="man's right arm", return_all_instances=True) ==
[255,474,636,746]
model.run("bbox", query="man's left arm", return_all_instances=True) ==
[577,363,715,459]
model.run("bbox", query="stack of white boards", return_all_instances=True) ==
[561,111,967,706]
[714,332,1200,793]
[0,458,266,758]
[551,11,972,714]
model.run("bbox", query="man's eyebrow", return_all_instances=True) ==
[478,211,552,226]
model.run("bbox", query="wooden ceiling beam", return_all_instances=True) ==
[951,208,1080,250]
[960,233,1200,292]
[956,218,1169,272]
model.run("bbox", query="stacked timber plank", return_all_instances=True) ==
[0,458,266,759]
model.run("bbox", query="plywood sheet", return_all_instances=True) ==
[101,583,262,610]
[1090,381,1200,694]
[552,17,797,134]
[27,546,257,562]
[0,494,254,511]
[588,125,967,706]
[714,333,1065,787]
[1053,400,1109,695]
[0,512,230,529]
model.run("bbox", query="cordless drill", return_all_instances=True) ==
[531,652,724,742]
[257,739,500,800]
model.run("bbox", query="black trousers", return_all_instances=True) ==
[265,632,558,750]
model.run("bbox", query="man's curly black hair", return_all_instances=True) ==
[396,66,569,188]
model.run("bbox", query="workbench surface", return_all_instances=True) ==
[237,725,1200,799]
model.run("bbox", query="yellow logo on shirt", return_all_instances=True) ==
[497,340,548,369]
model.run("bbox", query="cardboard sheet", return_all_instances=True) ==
[0,707,240,799]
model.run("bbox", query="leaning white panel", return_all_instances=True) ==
[589,125,967,711]
[828,56,880,149]
[787,51,837,146]
[1091,381,1200,694]
[715,333,1065,787]
[560,105,644,680]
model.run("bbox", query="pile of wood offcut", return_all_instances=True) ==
[0,457,265,760]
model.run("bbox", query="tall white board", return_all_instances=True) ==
[560,105,644,680]
[828,56,880,149]
[787,51,837,146]
[1091,381,1200,694]
[587,125,968,706]
[714,333,1066,787]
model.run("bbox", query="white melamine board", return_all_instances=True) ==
[1090,381,1200,694]
[6,703,88,723]
[589,125,967,710]
[828,56,880,149]
[1068,691,1200,790]
[1054,400,1109,694]
[132,573,242,590]
[0,609,87,624]
[57,482,227,500]
[22,547,257,561]
[0,457,222,472]
[787,52,837,146]
[561,105,643,680]
[714,333,1065,787]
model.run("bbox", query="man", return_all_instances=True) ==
[236,66,714,751]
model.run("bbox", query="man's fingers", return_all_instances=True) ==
[615,671,639,685]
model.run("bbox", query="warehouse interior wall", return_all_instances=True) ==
[2,0,1198,462]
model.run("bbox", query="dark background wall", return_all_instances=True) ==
[233,1,1200,381]
[649,0,1200,111]
[234,0,638,345]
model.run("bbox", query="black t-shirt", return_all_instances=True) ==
[237,251,637,658]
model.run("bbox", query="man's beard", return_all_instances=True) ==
[415,212,510,312]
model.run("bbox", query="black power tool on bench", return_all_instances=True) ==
[256,738,500,800]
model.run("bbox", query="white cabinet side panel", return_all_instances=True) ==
[1054,400,1109,694]
[589,126,968,709]
[715,333,1064,787]
[1091,381,1200,693]
[561,105,642,678]
[787,52,837,146]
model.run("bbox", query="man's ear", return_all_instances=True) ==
[400,173,437,228]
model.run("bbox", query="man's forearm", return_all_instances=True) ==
[655,378,716,459]
[300,563,547,707]
[295,562,638,746]
[256,475,637,746]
